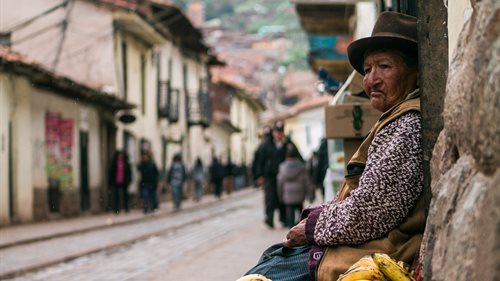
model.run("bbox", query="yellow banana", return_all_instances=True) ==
[337,265,385,281]
[346,255,379,270]
[236,274,272,281]
[371,253,415,281]
[397,260,410,272]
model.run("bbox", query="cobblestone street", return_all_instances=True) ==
[1,189,292,281]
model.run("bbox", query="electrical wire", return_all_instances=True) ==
[4,0,68,32]
[15,3,197,65]
[11,21,64,45]
[55,11,185,64]
[51,28,114,63]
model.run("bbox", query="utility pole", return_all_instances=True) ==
[52,0,74,71]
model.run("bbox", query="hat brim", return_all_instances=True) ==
[347,36,418,75]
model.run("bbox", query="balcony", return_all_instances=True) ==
[293,0,357,82]
[157,80,180,123]
[186,89,211,127]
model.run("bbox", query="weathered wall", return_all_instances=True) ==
[422,0,500,280]
[417,0,449,215]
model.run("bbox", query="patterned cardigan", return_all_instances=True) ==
[305,111,423,246]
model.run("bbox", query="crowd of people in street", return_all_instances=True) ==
[107,148,253,215]
[105,108,329,225]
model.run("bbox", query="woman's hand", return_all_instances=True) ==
[283,219,307,247]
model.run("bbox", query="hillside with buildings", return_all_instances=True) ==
[181,0,309,71]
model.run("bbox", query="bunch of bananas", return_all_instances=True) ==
[236,274,272,281]
[337,255,385,281]
[372,253,415,281]
[337,253,415,281]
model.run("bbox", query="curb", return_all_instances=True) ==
[0,188,261,279]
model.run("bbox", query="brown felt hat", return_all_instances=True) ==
[347,12,418,75]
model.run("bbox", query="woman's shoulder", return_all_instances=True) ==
[372,111,422,150]
[382,111,421,133]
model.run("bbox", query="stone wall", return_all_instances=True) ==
[422,0,500,280]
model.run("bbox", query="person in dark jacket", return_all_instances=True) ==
[314,138,329,200]
[278,145,314,228]
[108,150,132,214]
[167,153,187,211]
[137,151,159,213]
[209,156,224,199]
[255,121,302,228]
[252,126,272,188]
[224,157,236,195]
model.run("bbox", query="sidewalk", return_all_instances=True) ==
[0,188,258,250]
[0,188,262,279]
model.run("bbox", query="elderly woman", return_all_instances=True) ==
[273,12,425,281]
[244,12,424,281]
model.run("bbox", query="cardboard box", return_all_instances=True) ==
[324,102,380,139]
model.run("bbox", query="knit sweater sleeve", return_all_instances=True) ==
[307,112,423,246]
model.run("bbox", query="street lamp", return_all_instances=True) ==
[118,110,136,124]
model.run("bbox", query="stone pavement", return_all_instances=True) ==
[0,188,257,249]
[0,188,267,279]
[145,211,290,281]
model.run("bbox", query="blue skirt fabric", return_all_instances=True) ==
[244,243,311,281]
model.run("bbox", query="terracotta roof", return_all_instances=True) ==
[263,94,332,123]
[0,47,134,111]
[282,70,317,98]
[211,69,261,95]
[212,74,266,111]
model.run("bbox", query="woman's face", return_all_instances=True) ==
[362,50,418,112]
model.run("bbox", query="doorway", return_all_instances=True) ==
[8,121,15,220]
[80,130,90,211]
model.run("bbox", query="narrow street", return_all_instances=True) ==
[0,189,291,281]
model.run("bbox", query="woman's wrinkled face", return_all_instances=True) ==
[362,50,418,112]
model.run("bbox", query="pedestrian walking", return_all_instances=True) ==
[234,163,247,191]
[209,156,224,199]
[224,157,236,195]
[108,150,132,214]
[251,126,271,188]
[167,153,187,211]
[191,157,205,202]
[137,151,159,213]
[254,121,302,228]
[277,145,314,228]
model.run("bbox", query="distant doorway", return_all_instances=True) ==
[80,131,90,211]
[8,121,14,220]
[104,123,117,211]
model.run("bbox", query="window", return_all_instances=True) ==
[182,63,188,91]
[168,58,172,81]
[169,89,180,122]
[121,41,128,100]
[306,126,311,146]
[141,54,146,114]
[157,80,170,118]
[391,0,416,16]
